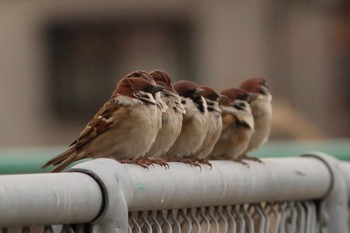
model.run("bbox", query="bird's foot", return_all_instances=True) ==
[120,157,152,169]
[136,157,155,168]
[120,158,134,164]
[239,154,264,163]
[173,157,202,170]
[234,155,250,168]
[196,159,212,169]
[147,157,169,169]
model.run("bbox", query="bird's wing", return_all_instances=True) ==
[71,99,120,149]
[221,113,237,131]
[234,111,254,129]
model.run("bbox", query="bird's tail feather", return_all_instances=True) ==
[42,148,76,173]
[50,156,77,173]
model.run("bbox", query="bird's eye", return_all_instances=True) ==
[181,100,186,105]
[233,102,245,110]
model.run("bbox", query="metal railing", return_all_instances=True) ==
[0,152,349,233]
[128,201,319,233]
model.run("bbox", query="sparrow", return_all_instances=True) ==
[210,88,256,164]
[240,77,272,161]
[145,70,186,160]
[125,70,168,129]
[165,80,208,165]
[124,70,170,167]
[42,77,164,172]
[192,85,223,164]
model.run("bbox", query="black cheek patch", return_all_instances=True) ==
[192,96,205,113]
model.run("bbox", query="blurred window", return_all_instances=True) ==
[46,18,194,123]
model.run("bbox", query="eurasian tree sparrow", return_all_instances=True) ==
[193,85,223,164]
[210,88,256,165]
[165,80,208,165]
[124,70,170,167]
[144,70,185,160]
[240,77,272,161]
[42,77,163,172]
[125,70,167,128]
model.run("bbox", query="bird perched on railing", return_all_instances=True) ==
[125,70,168,130]
[240,77,272,161]
[210,88,256,165]
[192,85,223,165]
[42,77,164,172]
[165,80,208,165]
[123,70,170,167]
[144,70,186,165]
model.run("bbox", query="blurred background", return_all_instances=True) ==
[1,1,350,158]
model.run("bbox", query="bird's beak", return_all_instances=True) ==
[169,85,177,93]
[260,86,269,95]
[217,94,227,102]
[150,85,164,93]
[194,87,204,95]
[247,93,258,103]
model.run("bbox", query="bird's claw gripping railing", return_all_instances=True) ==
[0,152,349,233]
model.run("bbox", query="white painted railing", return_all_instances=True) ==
[0,152,349,233]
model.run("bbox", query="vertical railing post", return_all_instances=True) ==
[302,152,349,233]
[69,159,133,233]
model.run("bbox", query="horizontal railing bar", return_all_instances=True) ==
[120,157,331,211]
[0,156,335,227]
[340,162,350,194]
[0,173,102,227]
